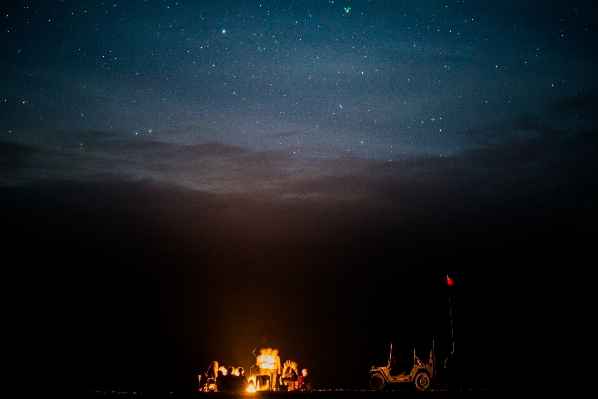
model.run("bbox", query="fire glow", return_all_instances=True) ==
[256,348,277,370]
[246,347,281,392]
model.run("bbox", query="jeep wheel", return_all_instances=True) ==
[369,373,385,390]
[414,372,431,391]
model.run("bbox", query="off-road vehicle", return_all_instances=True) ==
[369,342,436,391]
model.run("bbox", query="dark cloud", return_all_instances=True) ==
[0,140,38,168]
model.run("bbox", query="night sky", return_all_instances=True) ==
[1,0,596,394]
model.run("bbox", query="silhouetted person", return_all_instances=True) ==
[201,360,219,391]
[221,366,237,391]
[227,367,247,392]
[271,349,281,390]
[216,370,225,391]
[207,360,218,378]
[237,367,248,391]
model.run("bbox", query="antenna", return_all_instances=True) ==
[447,275,455,354]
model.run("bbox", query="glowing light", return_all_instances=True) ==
[252,348,281,391]
[256,348,277,370]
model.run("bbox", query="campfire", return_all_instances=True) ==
[201,347,303,393]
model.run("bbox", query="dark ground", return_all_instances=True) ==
[69,389,547,397]
[2,180,583,395]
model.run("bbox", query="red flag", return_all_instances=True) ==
[446,275,454,286]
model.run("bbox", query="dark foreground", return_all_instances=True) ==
[68,389,543,398]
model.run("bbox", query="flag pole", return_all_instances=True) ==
[447,275,455,355]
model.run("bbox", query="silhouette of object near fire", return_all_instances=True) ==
[198,361,247,392]
[199,348,311,392]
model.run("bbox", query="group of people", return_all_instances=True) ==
[199,361,248,392]
[254,348,310,391]
[199,351,311,392]
[280,359,310,391]
[218,366,248,392]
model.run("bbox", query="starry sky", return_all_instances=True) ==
[1,0,597,394]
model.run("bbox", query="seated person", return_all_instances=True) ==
[233,367,248,392]
[200,360,219,391]
[207,360,218,379]
[296,368,310,390]
[216,370,225,391]
[221,366,239,391]
[281,360,298,386]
